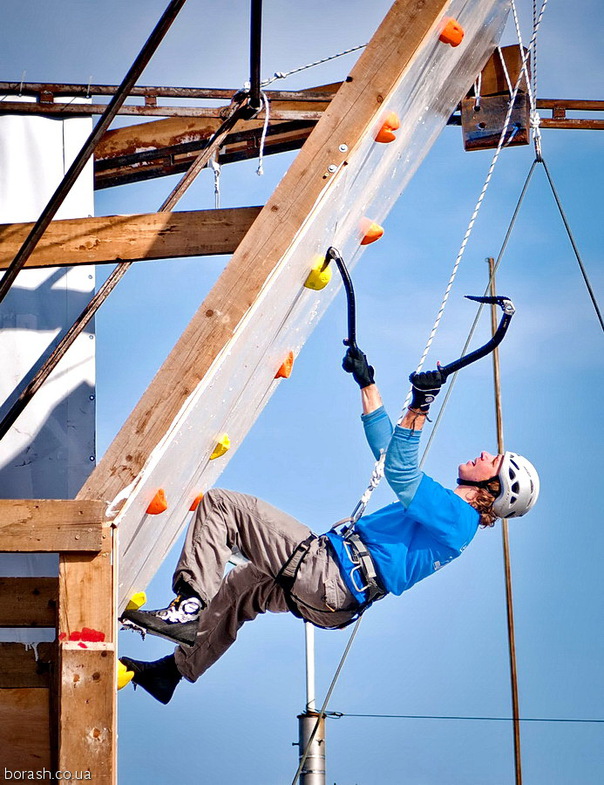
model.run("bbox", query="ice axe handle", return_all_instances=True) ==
[326,246,358,351]
[438,295,515,380]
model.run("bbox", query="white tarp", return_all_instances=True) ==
[0,100,95,640]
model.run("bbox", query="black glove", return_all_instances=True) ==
[409,369,444,411]
[342,345,375,389]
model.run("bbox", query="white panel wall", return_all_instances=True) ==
[0,100,95,640]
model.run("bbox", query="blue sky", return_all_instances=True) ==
[2,1,603,783]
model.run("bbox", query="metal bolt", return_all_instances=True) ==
[89,455,95,461]
[327,164,337,173]
[338,144,348,153]
[89,394,95,401]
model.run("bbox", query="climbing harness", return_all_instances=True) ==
[275,535,317,620]
[275,531,384,629]
[337,528,387,605]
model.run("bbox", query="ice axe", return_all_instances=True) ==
[324,246,358,351]
[437,295,515,380]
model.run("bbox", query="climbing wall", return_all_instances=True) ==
[114,0,511,609]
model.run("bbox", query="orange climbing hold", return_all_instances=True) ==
[147,488,168,515]
[275,351,295,379]
[439,18,464,47]
[360,218,384,245]
[190,493,204,512]
[375,111,400,143]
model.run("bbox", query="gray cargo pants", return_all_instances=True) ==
[173,488,359,682]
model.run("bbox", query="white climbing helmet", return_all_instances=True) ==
[493,452,540,519]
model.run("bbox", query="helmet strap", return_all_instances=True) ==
[456,476,499,498]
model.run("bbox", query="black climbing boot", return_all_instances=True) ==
[120,654,182,704]
[120,595,202,646]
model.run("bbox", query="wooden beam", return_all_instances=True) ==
[0,207,262,269]
[0,688,52,770]
[79,0,451,504]
[0,500,105,552]
[0,578,57,627]
[94,85,337,188]
[94,84,338,161]
[0,642,55,688]
[58,643,116,784]
[95,121,317,188]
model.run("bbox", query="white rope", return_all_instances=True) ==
[531,0,539,103]
[261,44,367,87]
[208,154,221,208]
[510,0,550,159]
[256,90,270,176]
[349,4,550,521]
[474,71,482,110]
[497,46,514,98]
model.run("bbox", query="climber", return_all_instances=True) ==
[119,345,539,704]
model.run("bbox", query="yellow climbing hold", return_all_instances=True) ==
[125,591,147,612]
[304,257,332,291]
[117,660,134,690]
[210,434,230,460]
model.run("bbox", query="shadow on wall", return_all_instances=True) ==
[0,378,96,499]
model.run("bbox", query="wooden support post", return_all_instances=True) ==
[58,643,116,783]
[58,515,116,784]
[0,207,262,269]
[79,0,452,505]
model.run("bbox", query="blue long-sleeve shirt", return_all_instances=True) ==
[324,406,479,603]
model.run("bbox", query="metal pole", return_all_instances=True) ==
[487,257,523,785]
[248,0,263,112]
[305,621,316,711]
[297,712,326,785]
[296,622,325,785]
[0,0,189,306]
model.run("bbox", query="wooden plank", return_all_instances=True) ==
[79,0,451,505]
[95,122,317,188]
[479,45,529,95]
[0,642,55,688]
[58,643,116,785]
[94,84,338,161]
[0,499,105,552]
[0,207,262,269]
[0,578,57,627]
[0,688,52,770]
